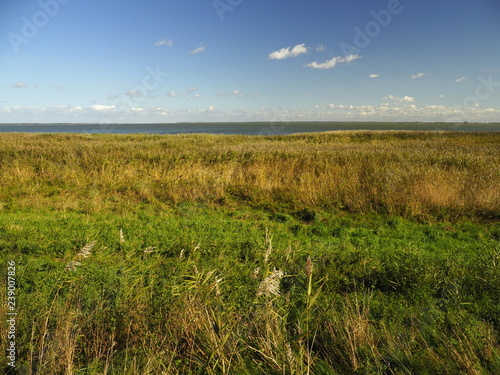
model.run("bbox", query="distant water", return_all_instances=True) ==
[0,122,499,135]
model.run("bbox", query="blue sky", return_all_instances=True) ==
[1,0,499,123]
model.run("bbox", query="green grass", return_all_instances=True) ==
[0,131,499,374]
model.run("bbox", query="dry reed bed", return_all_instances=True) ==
[0,131,498,218]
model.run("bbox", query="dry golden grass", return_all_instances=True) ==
[0,131,498,219]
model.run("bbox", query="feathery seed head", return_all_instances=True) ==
[77,241,96,259]
[65,260,81,272]
[257,268,284,297]
[253,266,261,279]
[119,229,125,243]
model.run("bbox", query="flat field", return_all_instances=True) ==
[1,131,499,374]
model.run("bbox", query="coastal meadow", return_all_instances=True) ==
[1,131,499,374]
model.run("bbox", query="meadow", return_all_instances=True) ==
[0,131,499,374]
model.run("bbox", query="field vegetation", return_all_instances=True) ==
[0,131,499,374]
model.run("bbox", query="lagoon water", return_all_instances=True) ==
[0,122,499,135]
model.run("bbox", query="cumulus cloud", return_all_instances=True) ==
[411,72,427,79]
[155,39,173,47]
[190,43,206,54]
[2,103,500,123]
[384,94,415,103]
[305,54,361,69]
[167,91,178,98]
[90,104,116,112]
[267,44,308,60]
[307,102,500,122]
[369,74,379,78]
[455,76,466,83]
[400,96,415,103]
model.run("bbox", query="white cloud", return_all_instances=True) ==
[67,106,83,115]
[193,93,203,99]
[438,94,445,99]
[305,54,361,69]
[155,39,173,47]
[267,44,308,60]
[384,94,415,103]
[314,44,326,52]
[12,81,28,88]
[455,76,466,83]
[190,43,207,54]
[369,74,379,78]
[411,72,427,79]
[308,102,500,122]
[124,90,143,98]
[232,90,246,98]
[401,96,415,103]
[90,104,116,112]
[168,88,200,98]
[2,103,500,123]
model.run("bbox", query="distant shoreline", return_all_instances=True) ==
[0,122,499,135]
[0,121,499,125]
